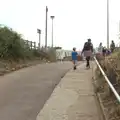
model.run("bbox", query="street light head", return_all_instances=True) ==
[50,16,55,19]
[37,29,41,34]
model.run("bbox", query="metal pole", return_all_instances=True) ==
[45,6,48,48]
[37,29,41,50]
[39,33,41,49]
[50,16,55,48]
[118,21,120,46]
[107,0,109,49]
[52,18,53,47]
[119,20,120,34]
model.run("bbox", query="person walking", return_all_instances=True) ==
[81,39,93,68]
[110,40,115,53]
[71,47,78,70]
[98,42,103,55]
[102,46,107,57]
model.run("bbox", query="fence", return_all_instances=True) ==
[24,40,52,52]
[24,40,37,49]
[23,41,72,61]
[56,49,72,60]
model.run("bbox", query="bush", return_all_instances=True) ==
[0,26,27,59]
[0,25,54,62]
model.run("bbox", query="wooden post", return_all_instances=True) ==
[26,40,29,46]
[30,41,32,49]
[34,42,36,49]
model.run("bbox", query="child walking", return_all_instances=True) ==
[71,47,78,70]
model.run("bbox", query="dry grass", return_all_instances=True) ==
[0,58,48,76]
[94,52,120,120]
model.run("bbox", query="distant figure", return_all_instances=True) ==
[82,39,93,68]
[102,46,107,57]
[71,47,78,70]
[110,40,115,53]
[98,42,103,54]
[107,49,111,55]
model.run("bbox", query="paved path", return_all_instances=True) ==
[37,63,103,120]
[0,62,72,120]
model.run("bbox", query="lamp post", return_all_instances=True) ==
[119,20,120,40]
[45,6,48,48]
[118,21,120,47]
[37,29,41,49]
[107,0,109,49]
[50,16,55,47]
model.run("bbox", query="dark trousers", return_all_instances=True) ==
[86,56,90,67]
[111,48,114,53]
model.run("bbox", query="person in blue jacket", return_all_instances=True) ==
[71,47,78,70]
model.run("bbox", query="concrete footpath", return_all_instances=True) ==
[36,63,103,120]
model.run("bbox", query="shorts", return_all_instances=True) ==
[72,60,77,65]
[84,50,92,57]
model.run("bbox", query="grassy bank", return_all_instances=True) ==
[94,52,120,120]
[0,25,56,75]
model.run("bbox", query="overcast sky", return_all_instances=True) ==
[0,0,120,50]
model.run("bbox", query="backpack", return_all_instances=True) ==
[84,42,93,51]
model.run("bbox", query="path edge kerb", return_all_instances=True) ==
[92,64,107,120]
[36,66,72,120]
[0,61,47,76]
